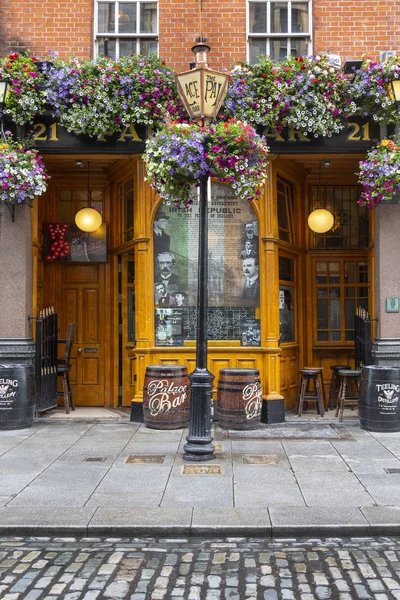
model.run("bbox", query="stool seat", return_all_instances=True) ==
[328,365,351,409]
[297,368,325,417]
[338,369,362,377]
[336,370,361,422]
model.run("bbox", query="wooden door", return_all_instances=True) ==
[60,262,105,406]
[120,252,137,406]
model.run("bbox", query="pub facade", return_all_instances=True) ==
[0,0,399,421]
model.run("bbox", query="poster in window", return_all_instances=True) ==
[153,183,260,308]
[279,286,295,342]
[240,319,261,346]
[44,223,107,262]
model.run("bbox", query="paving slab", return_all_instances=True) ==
[0,507,96,536]
[361,506,400,535]
[191,508,272,536]
[269,506,370,536]
[88,507,193,536]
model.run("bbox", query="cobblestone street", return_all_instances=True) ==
[1,537,400,599]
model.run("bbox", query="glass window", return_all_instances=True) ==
[277,176,295,244]
[309,185,369,250]
[315,259,370,343]
[248,0,311,64]
[95,1,158,58]
[154,183,261,346]
[120,178,134,244]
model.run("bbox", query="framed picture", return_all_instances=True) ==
[44,223,107,263]
[240,318,261,346]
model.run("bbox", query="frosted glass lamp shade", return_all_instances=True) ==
[308,209,334,233]
[75,207,102,232]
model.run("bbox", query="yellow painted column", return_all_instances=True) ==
[260,159,285,421]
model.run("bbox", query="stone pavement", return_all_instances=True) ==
[1,535,400,599]
[1,409,400,537]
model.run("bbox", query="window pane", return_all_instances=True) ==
[98,3,115,32]
[140,2,157,32]
[317,300,328,329]
[318,331,329,341]
[279,257,294,282]
[330,299,341,329]
[249,39,267,64]
[119,3,137,33]
[292,3,308,32]
[280,285,295,342]
[270,38,288,61]
[330,331,341,341]
[140,39,158,55]
[290,38,308,57]
[98,38,116,58]
[120,40,137,56]
[271,2,288,33]
[345,298,355,329]
[249,2,267,33]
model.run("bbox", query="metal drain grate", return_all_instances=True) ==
[182,465,222,475]
[125,455,165,464]
[83,457,107,462]
[384,468,400,474]
[243,454,279,465]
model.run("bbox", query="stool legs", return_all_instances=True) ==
[297,373,325,417]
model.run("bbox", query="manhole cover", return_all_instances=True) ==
[83,457,107,462]
[242,454,279,464]
[125,455,165,464]
[182,465,222,475]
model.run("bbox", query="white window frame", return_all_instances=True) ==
[247,0,312,64]
[94,0,159,59]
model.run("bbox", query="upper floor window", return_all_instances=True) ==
[248,0,312,64]
[95,1,158,59]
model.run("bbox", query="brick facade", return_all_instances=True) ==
[0,1,398,70]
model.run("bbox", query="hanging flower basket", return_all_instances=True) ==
[0,132,49,205]
[143,119,269,208]
[0,52,47,125]
[358,139,400,207]
[44,54,186,137]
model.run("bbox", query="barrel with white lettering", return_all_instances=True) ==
[0,364,36,430]
[143,364,190,429]
[217,368,262,430]
[359,365,400,432]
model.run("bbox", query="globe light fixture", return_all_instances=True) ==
[75,161,102,232]
[75,206,102,232]
[308,208,335,233]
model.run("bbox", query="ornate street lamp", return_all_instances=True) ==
[175,41,229,462]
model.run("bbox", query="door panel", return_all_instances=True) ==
[121,252,136,407]
[60,263,105,406]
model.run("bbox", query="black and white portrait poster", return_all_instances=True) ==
[153,182,260,309]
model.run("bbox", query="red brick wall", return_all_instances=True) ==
[0,0,398,69]
[313,0,400,61]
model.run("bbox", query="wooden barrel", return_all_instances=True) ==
[359,365,400,432]
[143,364,190,429]
[217,368,262,430]
[0,363,36,430]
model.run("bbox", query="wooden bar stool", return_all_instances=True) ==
[328,364,351,409]
[297,369,325,417]
[335,369,361,422]
[304,367,327,410]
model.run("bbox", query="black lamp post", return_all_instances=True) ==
[175,42,229,462]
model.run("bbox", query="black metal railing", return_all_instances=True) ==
[34,308,58,415]
[354,307,377,369]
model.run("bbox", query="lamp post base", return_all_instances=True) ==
[183,367,215,462]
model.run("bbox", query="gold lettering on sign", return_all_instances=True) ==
[347,122,370,142]
[32,122,59,141]
[287,127,311,142]
[117,124,141,142]
[97,129,114,141]
[263,125,285,142]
